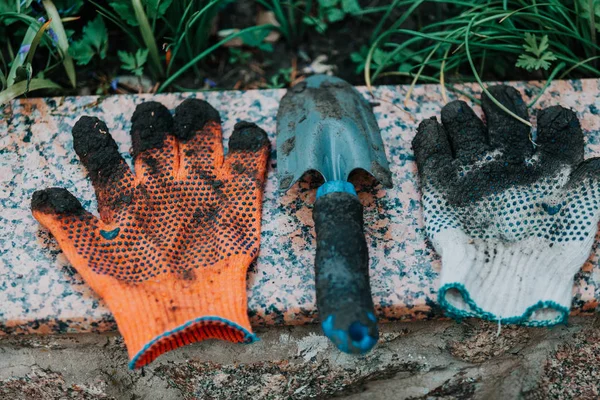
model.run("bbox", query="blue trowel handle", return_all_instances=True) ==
[313,189,379,354]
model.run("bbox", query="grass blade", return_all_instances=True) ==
[25,19,52,66]
[404,42,441,105]
[0,78,61,105]
[159,24,275,93]
[559,55,600,78]
[440,46,451,103]
[464,15,531,127]
[89,0,142,48]
[131,0,164,78]
[378,71,479,103]
[42,0,76,88]
[528,61,565,108]
[0,12,43,27]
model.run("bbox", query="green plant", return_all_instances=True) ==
[257,0,312,45]
[267,66,293,88]
[118,48,149,76]
[92,0,276,92]
[303,0,362,33]
[0,0,82,104]
[259,0,363,44]
[228,48,253,65]
[351,45,415,73]
[69,15,108,66]
[90,0,184,79]
[515,33,557,71]
[359,1,600,110]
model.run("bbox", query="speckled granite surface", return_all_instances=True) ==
[2,79,600,334]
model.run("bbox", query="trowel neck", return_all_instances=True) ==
[316,180,357,199]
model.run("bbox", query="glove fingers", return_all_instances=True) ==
[412,117,454,179]
[441,100,488,161]
[222,122,270,181]
[31,187,99,254]
[72,117,135,222]
[173,98,224,177]
[568,157,600,187]
[536,106,584,166]
[482,85,532,160]
[130,101,179,180]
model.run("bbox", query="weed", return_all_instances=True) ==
[69,15,108,66]
[303,0,362,33]
[228,48,253,65]
[267,67,293,88]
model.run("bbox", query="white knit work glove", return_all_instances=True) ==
[413,85,600,326]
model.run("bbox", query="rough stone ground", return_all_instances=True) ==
[0,317,598,399]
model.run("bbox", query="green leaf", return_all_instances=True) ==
[522,33,537,55]
[118,51,136,70]
[240,28,272,47]
[516,52,557,71]
[132,0,164,77]
[303,16,327,33]
[350,51,364,63]
[69,40,94,65]
[319,0,339,7]
[577,0,600,20]
[110,0,173,27]
[0,78,61,105]
[522,33,548,57]
[228,48,252,65]
[372,48,388,67]
[341,0,361,14]
[109,2,138,26]
[84,15,108,59]
[350,46,368,72]
[145,0,173,19]
[68,15,108,65]
[118,48,149,76]
[0,2,17,12]
[42,0,76,87]
[239,27,274,52]
[302,16,316,26]
[260,42,274,52]
[53,0,83,16]
[398,63,413,73]
[136,48,149,66]
[15,63,32,86]
[517,33,557,71]
[516,54,536,71]
[326,8,345,23]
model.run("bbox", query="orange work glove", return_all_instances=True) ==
[31,99,270,369]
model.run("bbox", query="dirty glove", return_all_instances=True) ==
[31,99,270,368]
[413,85,600,326]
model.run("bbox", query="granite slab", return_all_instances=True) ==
[2,79,600,335]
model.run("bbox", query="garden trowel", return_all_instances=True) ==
[276,75,393,354]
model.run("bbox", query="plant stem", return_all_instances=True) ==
[465,15,532,127]
[42,0,76,88]
[131,0,164,78]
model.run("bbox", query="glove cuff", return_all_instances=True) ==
[97,257,256,369]
[436,233,577,326]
